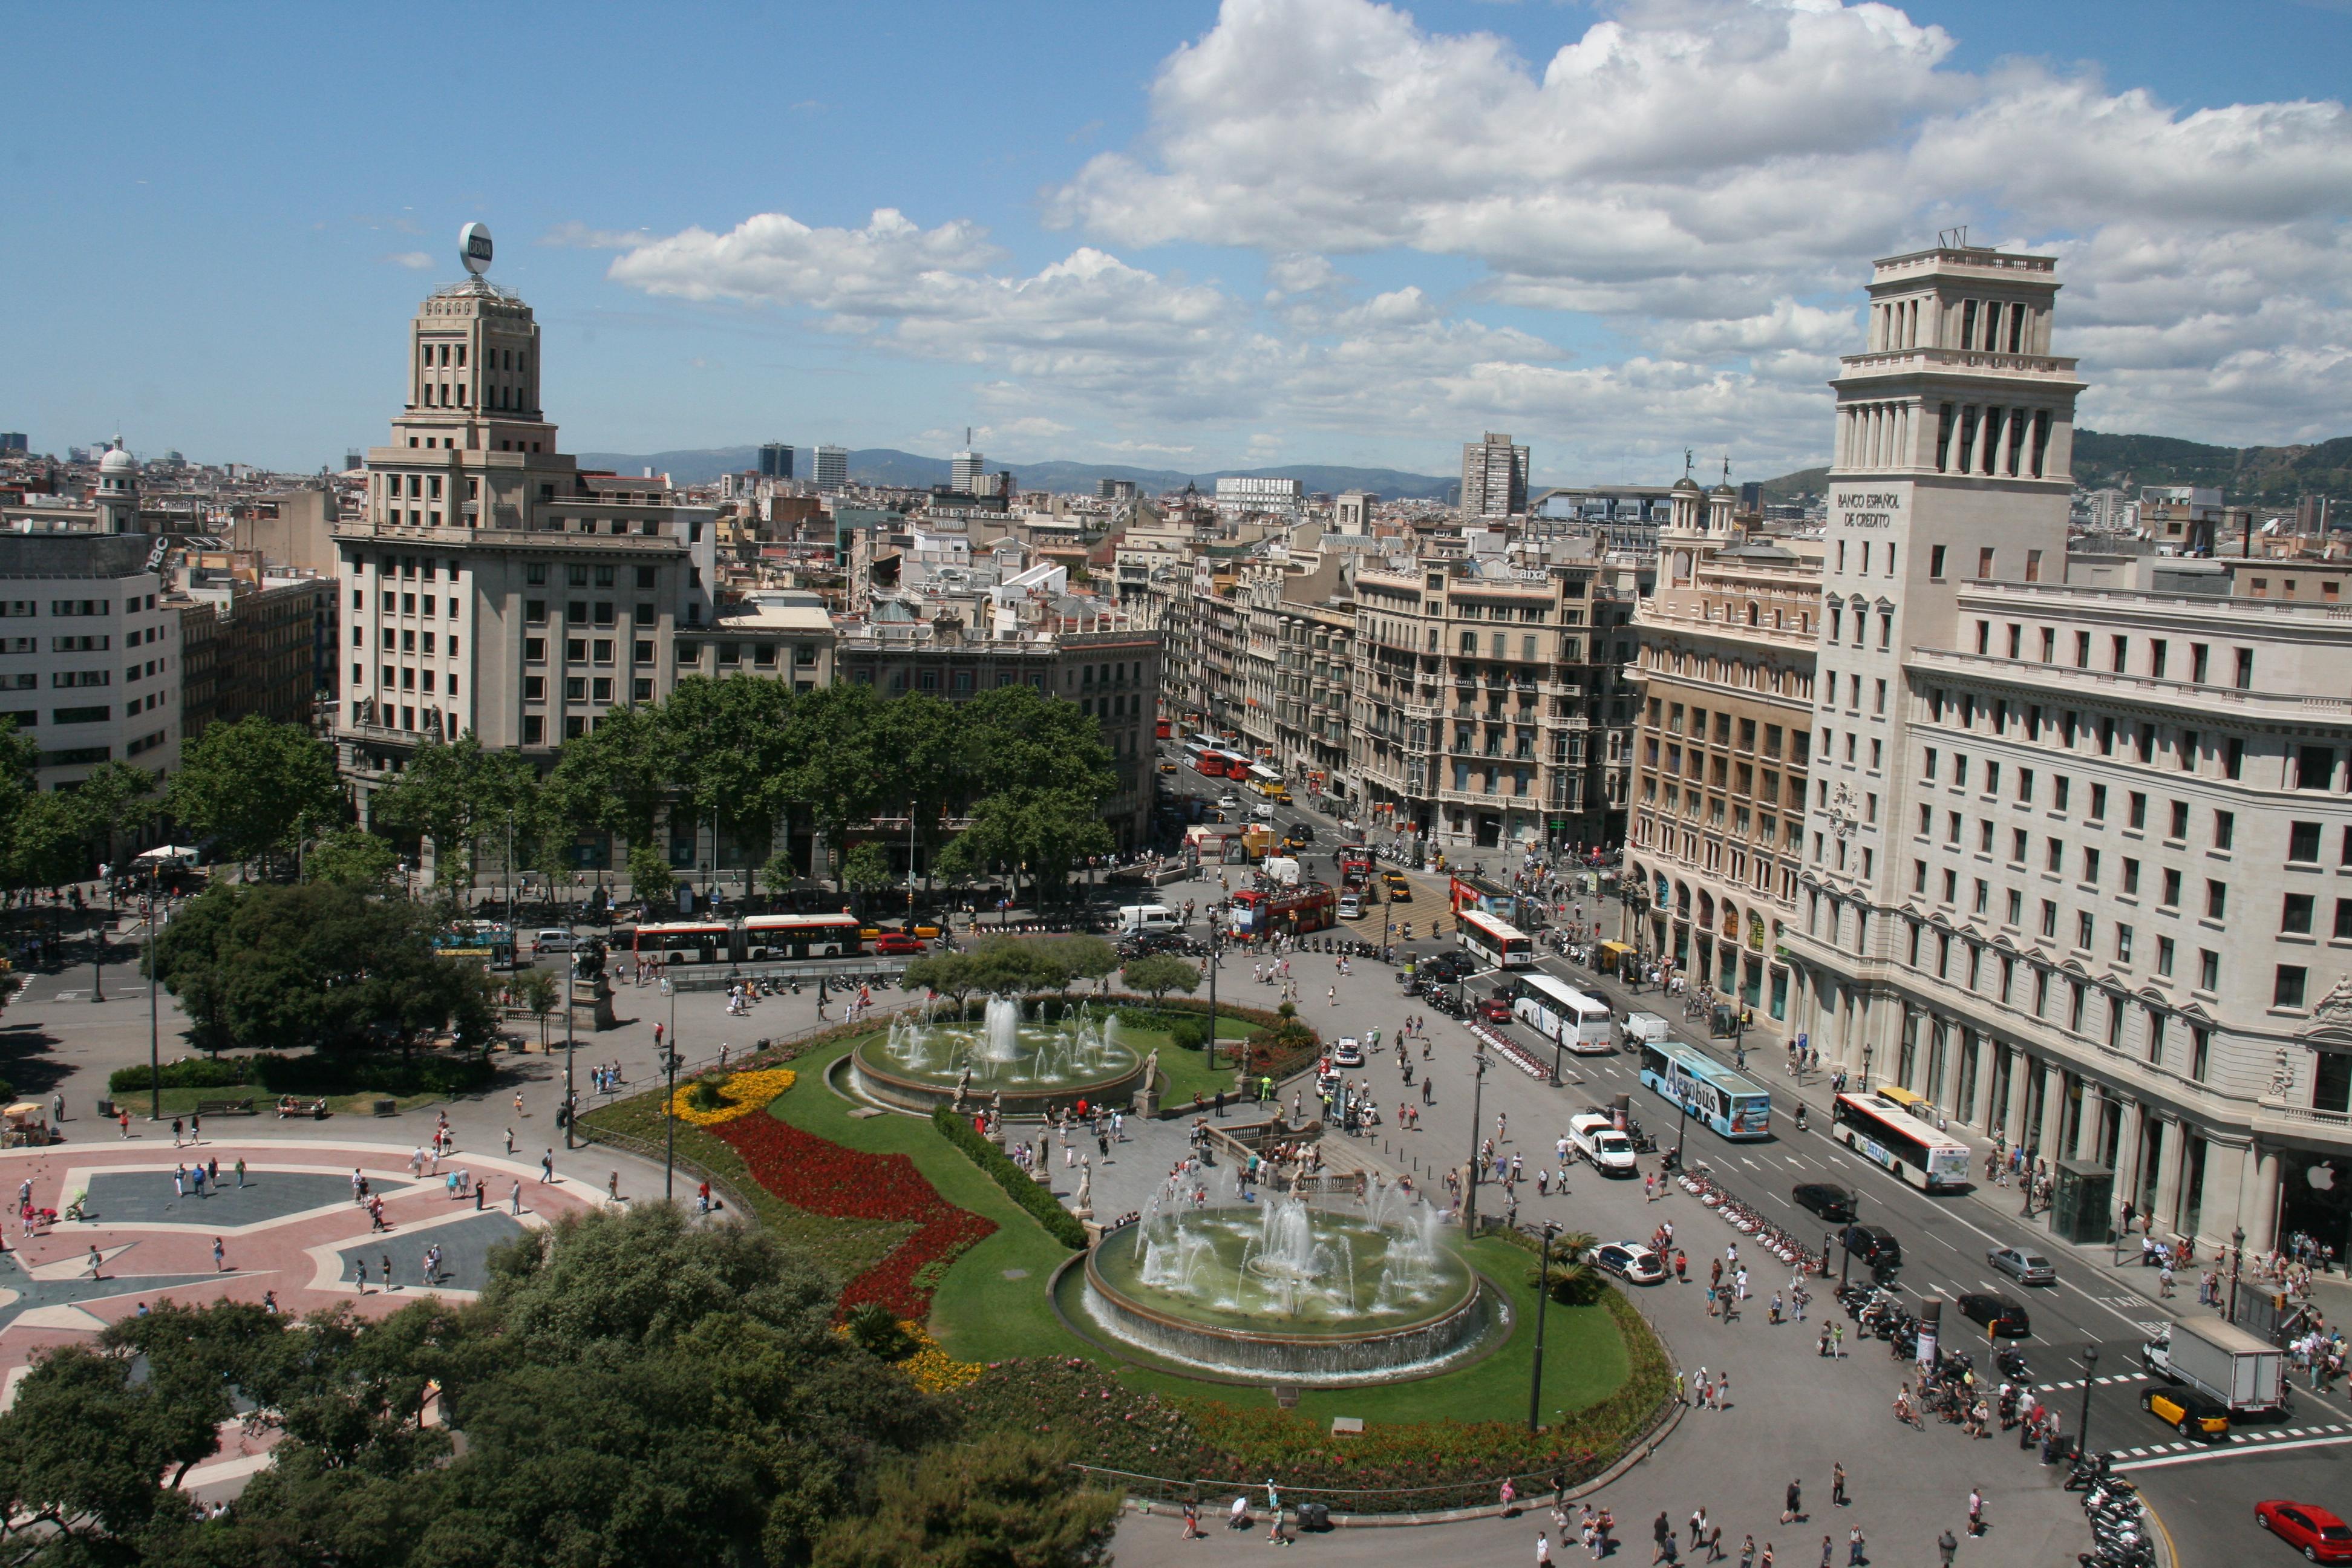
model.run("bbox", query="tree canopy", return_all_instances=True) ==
[164,716,345,868]
[0,1204,1115,1568]
[151,881,496,1055]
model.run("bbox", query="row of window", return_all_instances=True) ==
[1970,620,2256,688]
[0,596,160,618]
[368,665,458,697]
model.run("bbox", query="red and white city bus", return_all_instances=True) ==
[1226,881,1338,939]
[740,913,863,961]
[1456,907,1536,970]
[623,921,733,965]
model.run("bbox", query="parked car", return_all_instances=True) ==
[1841,1224,1903,1269]
[1332,1037,1365,1068]
[1953,1292,2031,1338]
[1791,1183,1857,1224]
[532,928,580,956]
[2140,1382,2229,1440]
[872,933,927,956]
[1987,1245,2057,1285]
[1584,1241,1667,1285]
[2256,1500,2352,1563]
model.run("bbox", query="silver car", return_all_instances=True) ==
[1987,1245,2056,1285]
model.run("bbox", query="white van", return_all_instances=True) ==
[1117,904,1183,936]
[1566,1110,1640,1177]
[1336,892,1364,920]
[1618,1011,1673,1050]
[533,928,581,956]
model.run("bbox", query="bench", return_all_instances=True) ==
[194,1097,257,1116]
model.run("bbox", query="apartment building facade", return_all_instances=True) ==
[1624,479,1820,1027]
[1782,240,2352,1260]
[0,531,179,786]
[1351,552,1624,854]
[332,270,721,814]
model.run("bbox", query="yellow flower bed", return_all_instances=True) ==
[668,1068,797,1125]
[829,1318,986,1394]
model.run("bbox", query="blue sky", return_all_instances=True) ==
[6,0,2348,482]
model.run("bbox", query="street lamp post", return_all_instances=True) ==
[1204,904,1222,1074]
[2228,1226,2246,1324]
[562,952,578,1151]
[1529,1220,1560,1432]
[659,976,679,1200]
[2079,1344,2099,1461]
[145,865,160,1123]
[1668,1086,1691,1173]
[1860,1042,1874,1094]
[1465,1050,1489,1232]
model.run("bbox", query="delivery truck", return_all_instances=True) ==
[2140,1316,2289,1415]
[1618,1011,1673,1051]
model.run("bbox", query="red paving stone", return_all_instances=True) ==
[0,1138,604,1400]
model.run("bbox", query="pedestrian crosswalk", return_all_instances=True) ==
[2112,1420,2351,1460]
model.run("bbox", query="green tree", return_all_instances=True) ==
[517,966,561,1051]
[1042,933,1120,993]
[152,881,496,1056]
[812,1436,1119,1568]
[955,788,1114,909]
[367,733,536,905]
[2,789,90,893]
[627,841,677,912]
[304,825,397,889]
[68,760,159,869]
[841,840,894,916]
[164,715,344,871]
[783,684,885,886]
[1120,953,1200,1004]
[0,1341,233,1557]
[900,950,982,1012]
[665,675,797,886]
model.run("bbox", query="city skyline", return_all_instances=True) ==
[5,0,2348,479]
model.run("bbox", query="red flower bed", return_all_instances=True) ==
[714,1112,996,1318]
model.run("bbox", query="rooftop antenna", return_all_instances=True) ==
[1937,224,1970,250]
[1683,447,1693,478]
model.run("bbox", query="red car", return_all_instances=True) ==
[1478,996,1514,1024]
[2258,1501,2352,1563]
[872,933,927,956]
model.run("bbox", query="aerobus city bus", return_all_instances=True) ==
[740,913,863,961]
[1637,1042,1773,1138]
[1509,973,1614,1053]
[1456,907,1536,970]
[1832,1093,1971,1190]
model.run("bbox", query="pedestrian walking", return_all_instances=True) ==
[1540,1531,1554,1566]
[118,1109,131,1139]
[1831,1463,1846,1507]
[234,1157,246,1189]
[85,1244,105,1279]
[1936,1530,1956,1568]
[1846,1526,1864,1566]
[170,1117,183,1148]
[541,1150,555,1183]
[1781,1480,1802,1525]
[354,1257,370,1294]
[511,1180,524,1214]
[1965,1487,1983,1537]
[514,1091,526,1117]
[212,1236,226,1272]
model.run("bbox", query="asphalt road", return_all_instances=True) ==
[1163,750,2350,1567]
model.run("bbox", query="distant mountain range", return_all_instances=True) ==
[577,445,1464,501]
[1759,430,2352,506]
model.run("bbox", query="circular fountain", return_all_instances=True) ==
[1077,1181,1496,1382]
[849,998,1148,1116]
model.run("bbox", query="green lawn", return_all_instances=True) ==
[760,1039,1082,1362]
[589,1028,1647,1437]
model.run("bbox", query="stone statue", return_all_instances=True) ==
[1143,1047,1160,1086]
[990,1088,1003,1120]
[953,1065,972,1110]
[1075,1158,1094,1218]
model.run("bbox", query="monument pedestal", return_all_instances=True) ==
[1132,1085,1160,1119]
[568,974,616,1031]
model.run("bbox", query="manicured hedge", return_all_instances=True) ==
[930,1105,1088,1249]
[108,1053,495,1098]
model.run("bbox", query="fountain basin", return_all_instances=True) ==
[1080,1201,1492,1382]
[849,999,1148,1117]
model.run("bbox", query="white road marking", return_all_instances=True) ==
[2117,1432,2352,1469]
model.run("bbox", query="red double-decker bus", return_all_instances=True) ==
[1227,880,1338,939]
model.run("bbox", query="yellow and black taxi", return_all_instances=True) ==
[2140,1381,2229,1440]
[1383,871,1413,901]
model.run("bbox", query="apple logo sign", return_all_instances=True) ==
[2308,1161,2340,1191]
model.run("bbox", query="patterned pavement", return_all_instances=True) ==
[0,1137,605,1409]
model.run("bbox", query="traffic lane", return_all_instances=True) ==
[1509,1021,2152,1354]
[2128,1442,2352,1568]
